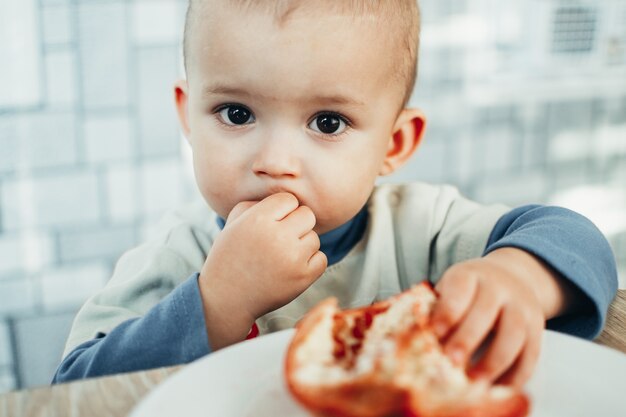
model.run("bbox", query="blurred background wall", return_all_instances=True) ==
[0,0,624,392]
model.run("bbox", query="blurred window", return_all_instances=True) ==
[552,6,597,54]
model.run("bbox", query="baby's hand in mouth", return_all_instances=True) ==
[198,192,328,349]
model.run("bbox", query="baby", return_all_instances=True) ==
[54,0,617,389]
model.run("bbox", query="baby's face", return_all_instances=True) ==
[180,4,407,233]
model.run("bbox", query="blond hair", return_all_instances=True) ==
[183,0,420,106]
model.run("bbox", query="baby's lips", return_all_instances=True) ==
[252,188,301,203]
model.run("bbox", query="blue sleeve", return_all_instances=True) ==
[484,205,618,339]
[52,273,210,383]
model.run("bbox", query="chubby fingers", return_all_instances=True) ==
[491,317,544,389]
[283,205,316,237]
[256,192,300,221]
[467,307,528,382]
[430,267,479,339]
[226,201,258,224]
[307,248,328,279]
[508,329,543,388]
[440,283,502,366]
[226,192,300,227]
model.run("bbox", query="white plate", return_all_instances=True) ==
[130,329,626,417]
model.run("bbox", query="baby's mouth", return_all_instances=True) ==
[252,187,303,205]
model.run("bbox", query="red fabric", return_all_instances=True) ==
[246,323,259,340]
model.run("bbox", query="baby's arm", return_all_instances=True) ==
[53,274,208,383]
[198,192,327,350]
[54,193,326,382]
[430,205,618,388]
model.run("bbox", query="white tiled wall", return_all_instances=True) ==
[0,0,193,391]
[0,280,36,317]
[3,172,102,229]
[104,163,141,222]
[0,0,624,393]
[0,0,42,108]
[79,2,131,110]
[45,51,78,107]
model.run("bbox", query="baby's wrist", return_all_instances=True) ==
[198,272,256,350]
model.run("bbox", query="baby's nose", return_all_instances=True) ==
[251,137,301,179]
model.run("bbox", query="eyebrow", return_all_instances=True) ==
[202,84,365,107]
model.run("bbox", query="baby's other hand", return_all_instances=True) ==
[430,250,546,389]
[199,193,327,349]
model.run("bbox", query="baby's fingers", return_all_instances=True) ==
[498,321,544,389]
[306,250,328,280]
[442,286,501,366]
[431,267,478,338]
[226,201,258,224]
[468,308,527,382]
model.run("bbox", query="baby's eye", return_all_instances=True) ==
[308,113,348,135]
[217,105,255,125]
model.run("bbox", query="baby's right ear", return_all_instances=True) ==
[174,79,191,140]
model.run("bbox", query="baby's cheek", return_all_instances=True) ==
[196,176,230,217]
[316,182,370,228]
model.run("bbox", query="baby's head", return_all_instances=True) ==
[183,0,421,109]
[175,0,426,233]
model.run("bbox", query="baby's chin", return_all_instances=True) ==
[313,216,352,235]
